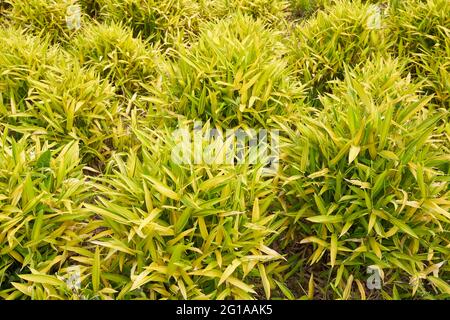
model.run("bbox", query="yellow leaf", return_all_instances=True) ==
[92,246,101,292]
[19,274,66,287]
[226,276,256,294]
[330,233,338,267]
[348,145,360,164]
[355,280,366,300]
[428,276,450,294]
[343,275,354,300]
[308,168,329,179]
[258,264,271,299]
[11,282,32,297]
[218,259,241,286]
[308,273,314,299]
[252,198,260,222]
[144,175,180,201]
[369,237,382,259]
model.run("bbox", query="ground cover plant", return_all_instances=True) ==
[0,0,448,300]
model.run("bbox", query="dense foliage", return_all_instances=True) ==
[0,0,448,300]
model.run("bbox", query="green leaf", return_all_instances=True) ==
[143,175,180,201]
[274,280,295,300]
[428,277,450,295]
[390,216,418,239]
[36,150,51,168]
[19,274,66,287]
[168,244,185,276]
[218,259,241,286]
[92,246,101,292]
[330,233,338,267]
[348,145,360,164]
[307,215,343,224]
